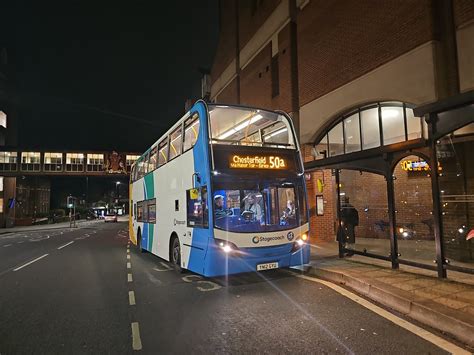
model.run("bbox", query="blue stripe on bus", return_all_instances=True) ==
[187,101,212,274]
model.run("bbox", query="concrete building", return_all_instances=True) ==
[210,0,474,278]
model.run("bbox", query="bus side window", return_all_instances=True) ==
[149,146,158,172]
[183,113,200,152]
[169,126,183,160]
[158,139,168,167]
[143,152,150,175]
[186,187,208,228]
[130,200,133,217]
[147,199,156,223]
[137,202,144,222]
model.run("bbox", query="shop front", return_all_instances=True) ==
[305,92,474,278]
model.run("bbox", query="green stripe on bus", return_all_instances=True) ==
[144,173,155,198]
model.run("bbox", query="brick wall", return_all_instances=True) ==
[211,1,237,85]
[454,0,474,27]
[217,78,239,104]
[302,144,336,242]
[240,43,273,109]
[238,0,280,50]
[297,0,434,106]
[273,23,293,113]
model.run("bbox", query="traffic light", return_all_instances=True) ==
[67,196,74,208]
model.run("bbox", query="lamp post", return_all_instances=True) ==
[116,181,121,203]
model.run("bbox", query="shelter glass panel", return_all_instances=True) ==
[338,170,390,257]
[394,155,436,266]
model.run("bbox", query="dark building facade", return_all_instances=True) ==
[210,0,474,278]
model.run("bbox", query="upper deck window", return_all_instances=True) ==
[208,105,295,149]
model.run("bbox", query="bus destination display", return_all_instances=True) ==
[230,155,287,170]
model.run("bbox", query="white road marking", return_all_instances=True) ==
[13,254,49,272]
[182,275,203,283]
[131,322,143,351]
[196,280,222,292]
[127,254,131,260]
[29,235,50,242]
[129,291,136,305]
[127,262,131,269]
[17,241,25,244]
[127,249,130,254]
[128,273,133,282]
[294,273,471,355]
[57,241,74,250]
[153,262,173,272]
[3,244,12,247]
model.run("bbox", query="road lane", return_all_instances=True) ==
[129,246,454,354]
[0,221,131,354]
[0,222,102,275]
[0,221,470,354]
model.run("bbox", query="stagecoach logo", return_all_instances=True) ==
[174,219,186,226]
[252,235,285,244]
[287,232,295,241]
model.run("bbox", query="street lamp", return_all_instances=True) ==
[116,182,121,201]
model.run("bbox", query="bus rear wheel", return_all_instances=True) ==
[137,229,146,253]
[170,236,182,272]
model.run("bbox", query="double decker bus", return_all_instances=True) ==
[129,101,310,277]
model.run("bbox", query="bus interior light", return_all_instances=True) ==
[218,114,263,140]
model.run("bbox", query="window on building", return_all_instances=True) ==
[66,153,84,172]
[21,152,41,171]
[44,153,63,172]
[87,154,104,172]
[126,155,140,172]
[183,114,200,152]
[360,107,380,149]
[381,106,405,145]
[158,139,168,167]
[0,151,17,171]
[169,126,183,161]
[406,108,422,140]
[344,113,361,153]
[328,122,344,156]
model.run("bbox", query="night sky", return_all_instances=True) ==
[2,1,219,153]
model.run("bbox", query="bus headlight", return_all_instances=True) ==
[301,233,308,241]
[215,239,238,253]
[296,239,304,246]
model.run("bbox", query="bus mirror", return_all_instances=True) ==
[192,172,201,188]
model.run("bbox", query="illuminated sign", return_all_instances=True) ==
[400,160,429,172]
[229,155,287,169]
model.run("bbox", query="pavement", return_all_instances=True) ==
[0,222,471,354]
[308,241,474,348]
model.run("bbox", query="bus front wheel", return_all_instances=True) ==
[170,236,182,273]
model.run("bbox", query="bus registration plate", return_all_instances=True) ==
[257,262,278,271]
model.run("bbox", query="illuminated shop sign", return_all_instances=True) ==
[229,155,287,169]
[400,160,429,172]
